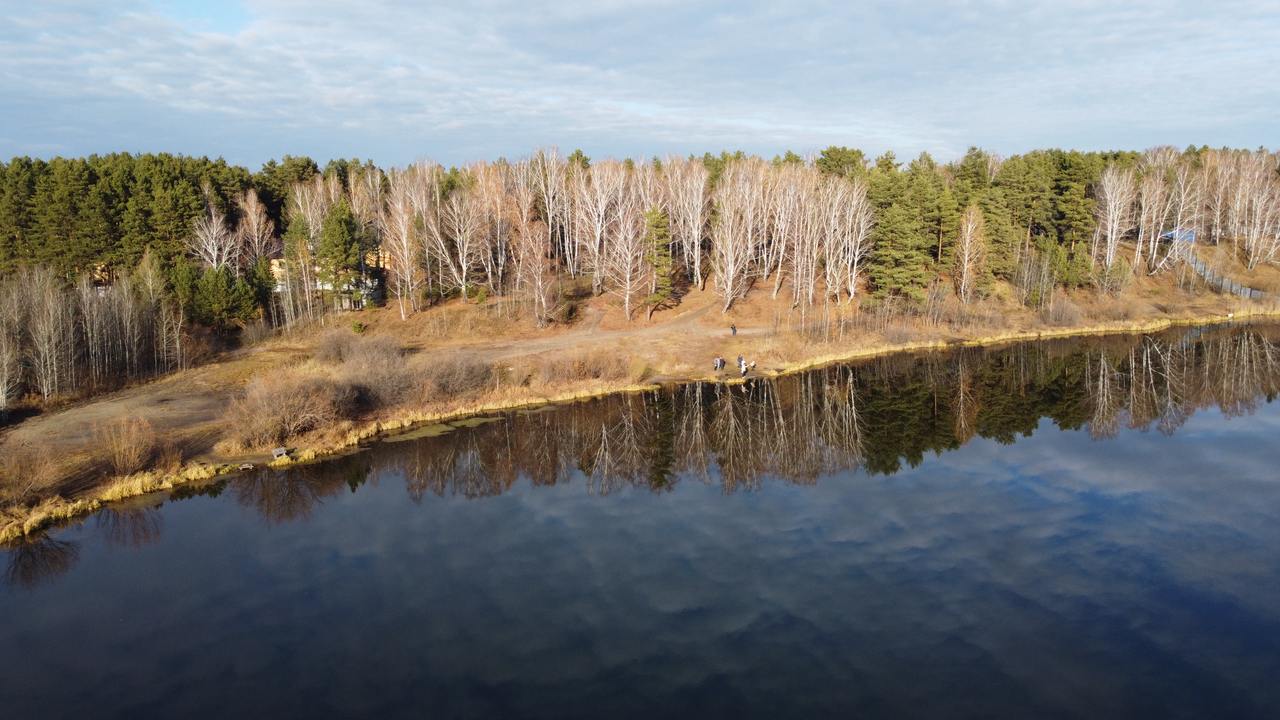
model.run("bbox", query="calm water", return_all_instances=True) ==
[4,324,1280,719]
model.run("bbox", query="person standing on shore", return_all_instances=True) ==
[731,323,737,336]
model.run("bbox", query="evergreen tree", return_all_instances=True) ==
[169,255,200,313]
[316,199,361,307]
[815,146,868,180]
[567,149,591,171]
[193,265,256,330]
[935,186,961,265]
[773,150,804,167]
[868,203,932,302]
[976,188,1020,278]
[644,208,675,320]
[868,151,905,211]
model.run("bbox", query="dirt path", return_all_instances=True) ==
[0,345,306,466]
[470,299,728,361]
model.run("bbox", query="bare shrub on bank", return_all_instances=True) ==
[314,328,356,364]
[419,357,495,398]
[225,374,358,448]
[1042,297,1084,327]
[337,336,409,407]
[93,417,157,476]
[0,448,61,505]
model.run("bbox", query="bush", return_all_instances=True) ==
[338,336,409,407]
[883,323,915,345]
[225,373,358,448]
[351,321,367,334]
[155,442,184,475]
[1042,297,1083,326]
[0,447,60,504]
[93,417,156,476]
[425,357,495,396]
[314,328,355,364]
[515,350,630,386]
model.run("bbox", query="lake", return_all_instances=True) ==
[3,323,1280,719]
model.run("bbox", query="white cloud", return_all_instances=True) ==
[1,0,1276,166]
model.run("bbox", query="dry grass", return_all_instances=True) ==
[0,447,61,505]
[1042,297,1084,326]
[154,442,185,475]
[93,417,156,476]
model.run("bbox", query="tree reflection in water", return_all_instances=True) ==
[94,507,163,548]
[3,323,1277,584]
[369,323,1280,500]
[4,535,80,589]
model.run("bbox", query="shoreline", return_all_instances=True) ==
[4,305,1279,544]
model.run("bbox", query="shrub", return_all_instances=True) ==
[93,417,156,476]
[314,328,355,364]
[338,336,409,407]
[155,442,185,475]
[425,357,495,396]
[507,349,631,387]
[225,373,357,448]
[883,323,915,345]
[1042,297,1083,326]
[351,321,367,334]
[0,447,60,504]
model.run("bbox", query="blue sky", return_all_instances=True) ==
[2,0,1276,168]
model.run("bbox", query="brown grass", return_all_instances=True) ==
[0,447,60,505]
[93,417,156,476]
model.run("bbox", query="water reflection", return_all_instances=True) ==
[2,324,1280,719]
[369,323,1280,500]
[94,507,164,548]
[5,323,1279,563]
[4,535,80,589]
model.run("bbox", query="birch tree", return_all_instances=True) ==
[821,175,874,302]
[953,204,987,303]
[0,279,22,410]
[1234,151,1280,269]
[511,160,555,325]
[1094,164,1137,287]
[664,157,710,289]
[711,160,766,312]
[189,187,239,271]
[235,188,277,269]
[441,174,486,299]
[573,160,627,296]
[601,176,648,320]
[474,162,512,295]
[382,167,424,319]
[1134,147,1175,271]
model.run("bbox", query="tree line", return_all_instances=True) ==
[0,145,1277,408]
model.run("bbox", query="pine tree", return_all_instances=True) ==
[815,146,868,180]
[317,198,361,308]
[644,208,675,320]
[868,203,932,302]
[193,266,256,330]
[977,188,1020,278]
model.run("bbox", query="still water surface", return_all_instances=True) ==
[3,324,1280,719]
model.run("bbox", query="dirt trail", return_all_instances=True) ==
[0,345,305,463]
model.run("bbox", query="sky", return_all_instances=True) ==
[1,0,1277,169]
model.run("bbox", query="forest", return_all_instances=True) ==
[0,144,1278,411]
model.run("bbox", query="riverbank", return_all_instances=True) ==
[4,294,1279,544]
